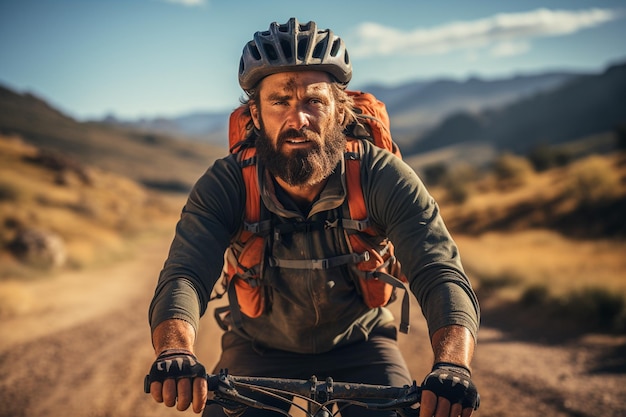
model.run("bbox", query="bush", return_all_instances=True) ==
[561,288,625,324]
[479,270,522,293]
[441,164,479,204]
[0,181,20,201]
[422,163,448,186]
[564,155,621,206]
[528,144,573,171]
[520,284,626,332]
[444,178,469,204]
[520,284,550,307]
[492,153,535,186]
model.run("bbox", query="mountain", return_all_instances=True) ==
[105,111,228,144]
[362,71,578,144]
[406,61,626,156]
[101,71,578,146]
[2,61,623,181]
[0,84,227,191]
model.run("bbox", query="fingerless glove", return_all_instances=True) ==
[421,362,479,410]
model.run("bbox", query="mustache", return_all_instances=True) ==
[277,128,319,145]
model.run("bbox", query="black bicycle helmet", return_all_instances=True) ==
[238,18,352,91]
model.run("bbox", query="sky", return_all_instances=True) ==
[1,0,625,120]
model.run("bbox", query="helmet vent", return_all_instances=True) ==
[249,43,261,61]
[297,38,308,61]
[330,39,341,57]
[263,43,278,61]
[238,58,245,74]
[312,42,324,59]
[280,39,292,59]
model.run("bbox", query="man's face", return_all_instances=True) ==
[250,71,346,187]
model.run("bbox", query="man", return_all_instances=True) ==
[147,18,480,417]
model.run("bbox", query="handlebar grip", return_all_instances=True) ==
[143,373,221,394]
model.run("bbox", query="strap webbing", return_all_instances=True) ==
[227,280,244,330]
[239,147,260,225]
[365,271,410,334]
[344,140,368,224]
[268,252,369,270]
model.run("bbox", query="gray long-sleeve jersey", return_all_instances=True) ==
[149,140,479,354]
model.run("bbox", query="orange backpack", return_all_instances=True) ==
[217,91,410,333]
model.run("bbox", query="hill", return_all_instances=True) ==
[363,71,578,144]
[99,70,578,147]
[407,61,626,156]
[1,64,625,341]
[0,84,227,191]
[0,134,182,276]
[104,110,228,144]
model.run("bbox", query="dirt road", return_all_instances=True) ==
[0,235,624,417]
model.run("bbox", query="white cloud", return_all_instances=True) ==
[349,8,621,58]
[159,0,207,7]
[490,41,531,57]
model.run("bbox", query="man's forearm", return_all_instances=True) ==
[152,318,197,354]
[430,324,475,369]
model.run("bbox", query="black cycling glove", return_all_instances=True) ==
[146,349,207,388]
[421,362,480,410]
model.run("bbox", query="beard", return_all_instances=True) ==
[255,122,346,187]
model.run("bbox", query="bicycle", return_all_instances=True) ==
[145,369,422,416]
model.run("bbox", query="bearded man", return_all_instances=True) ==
[147,18,480,417]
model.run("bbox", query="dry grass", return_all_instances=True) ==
[2,129,625,330]
[456,230,626,297]
[0,279,33,317]
[435,151,626,237]
[438,151,626,331]
[0,135,182,278]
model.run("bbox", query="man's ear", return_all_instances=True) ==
[250,102,261,130]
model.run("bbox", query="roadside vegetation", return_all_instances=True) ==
[417,132,626,334]
[2,129,626,334]
[0,135,183,277]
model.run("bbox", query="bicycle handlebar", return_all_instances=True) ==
[145,369,422,416]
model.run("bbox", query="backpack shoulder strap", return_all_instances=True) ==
[237,147,260,227]
[344,139,368,226]
[344,138,410,333]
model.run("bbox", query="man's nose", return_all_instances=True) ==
[286,106,310,130]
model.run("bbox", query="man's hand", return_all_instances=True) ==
[419,362,479,417]
[147,349,208,413]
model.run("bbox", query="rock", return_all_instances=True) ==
[8,228,67,268]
